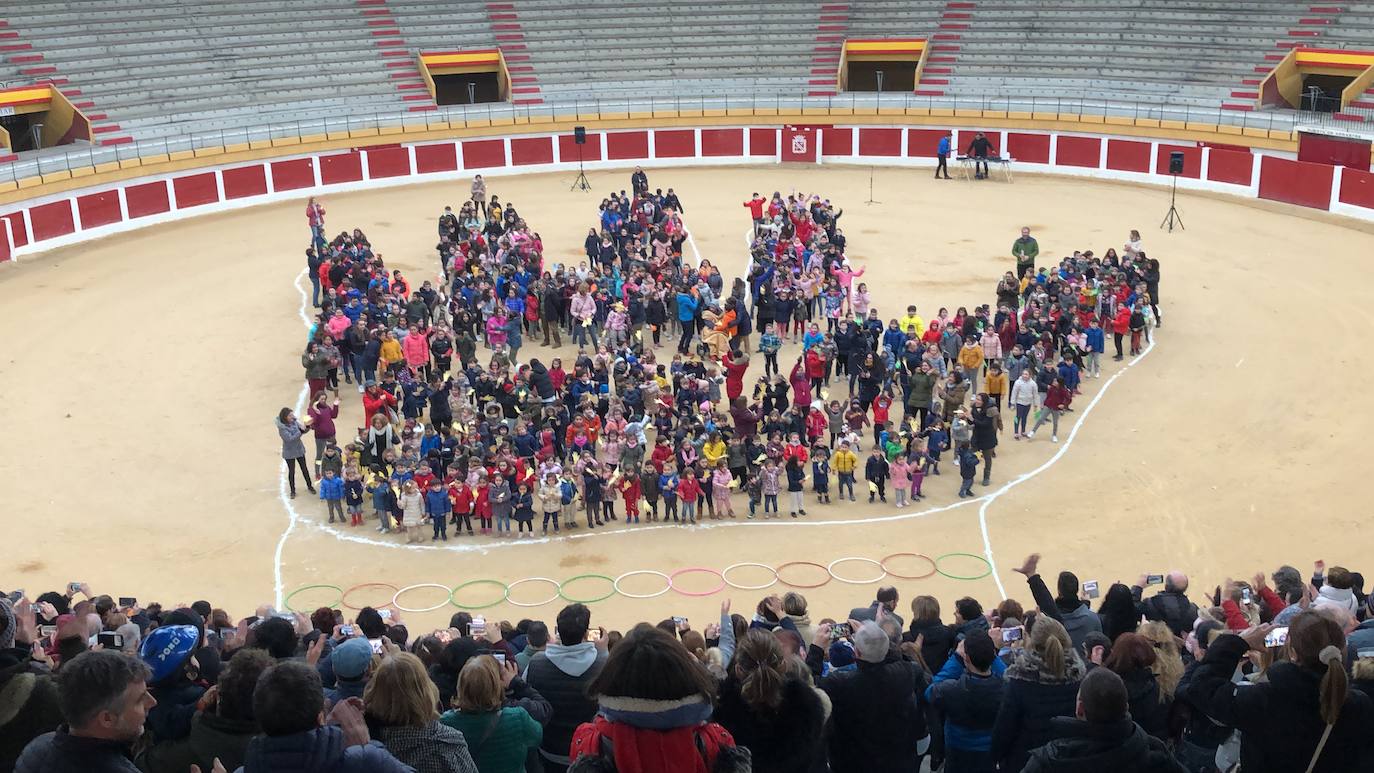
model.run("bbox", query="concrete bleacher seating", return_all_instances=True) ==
[511,0,815,99]
[940,1,1306,108]
[1,0,413,140]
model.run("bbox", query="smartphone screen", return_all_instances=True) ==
[118,597,137,609]
[341,625,355,636]
[379,609,392,620]
[6,590,22,604]
[1146,574,1164,586]
[493,652,506,663]
[67,583,82,594]
[1083,581,1099,599]
[832,623,851,638]
[1264,626,1289,648]
[1003,626,1024,642]
[369,639,384,654]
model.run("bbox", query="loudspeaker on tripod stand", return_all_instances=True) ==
[574,126,586,145]
[1168,150,1184,175]
[570,126,590,191]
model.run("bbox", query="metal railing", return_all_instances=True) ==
[1,88,1302,185]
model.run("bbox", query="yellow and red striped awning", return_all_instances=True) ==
[1293,48,1374,70]
[0,84,55,110]
[420,49,502,71]
[843,38,926,60]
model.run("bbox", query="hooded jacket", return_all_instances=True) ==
[236,725,413,773]
[136,711,258,773]
[820,646,929,773]
[1021,717,1183,773]
[524,643,607,766]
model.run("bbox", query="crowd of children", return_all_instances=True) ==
[287,179,1161,540]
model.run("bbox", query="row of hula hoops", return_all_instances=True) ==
[285,552,993,613]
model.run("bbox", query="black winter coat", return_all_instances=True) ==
[1022,717,1185,773]
[990,650,1086,772]
[714,676,827,773]
[1184,633,1374,773]
[1115,666,1169,740]
[15,728,140,773]
[820,647,929,773]
[904,620,958,674]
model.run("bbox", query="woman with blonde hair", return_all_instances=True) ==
[364,652,478,773]
[440,656,541,773]
[989,616,1086,772]
[1137,621,1183,700]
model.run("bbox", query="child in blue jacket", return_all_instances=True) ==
[319,469,345,524]
[424,480,451,541]
[343,470,365,527]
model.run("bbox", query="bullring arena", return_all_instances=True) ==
[5,139,1373,629]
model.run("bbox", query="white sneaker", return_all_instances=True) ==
[1052,435,1059,442]
[1026,430,1035,439]
[357,385,364,393]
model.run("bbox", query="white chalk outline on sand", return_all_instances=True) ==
[272,228,1158,606]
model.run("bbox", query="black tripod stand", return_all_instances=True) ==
[570,142,590,192]
[1160,173,1184,232]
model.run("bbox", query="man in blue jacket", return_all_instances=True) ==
[926,630,1006,773]
[936,132,952,180]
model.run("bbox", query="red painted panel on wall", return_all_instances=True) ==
[1105,139,1152,173]
[821,127,852,156]
[606,131,650,161]
[222,164,268,199]
[1155,144,1201,178]
[749,128,777,156]
[1299,132,1370,171]
[510,136,554,166]
[559,133,602,162]
[366,146,411,178]
[701,128,743,157]
[654,129,695,158]
[462,139,506,169]
[1340,167,1374,209]
[0,225,9,262]
[1056,136,1101,168]
[271,158,315,192]
[1206,149,1254,186]
[29,200,75,241]
[173,172,219,209]
[1005,132,1050,164]
[858,127,902,157]
[319,151,364,185]
[414,143,458,173]
[76,190,121,229]
[907,128,949,157]
[1,211,27,248]
[1258,155,1333,210]
[125,181,171,219]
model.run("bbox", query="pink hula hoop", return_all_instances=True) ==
[668,567,726,597]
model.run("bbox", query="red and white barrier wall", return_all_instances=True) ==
[3,123,1373,261]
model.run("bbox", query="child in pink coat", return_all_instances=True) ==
[890,455,913,507]
[711,462,735,518]
[485,309,509,349]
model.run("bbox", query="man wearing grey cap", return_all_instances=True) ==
[819,619,930,772]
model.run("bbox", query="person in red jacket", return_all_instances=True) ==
[678,469,702,525]
[1027,377,1072,442]
[805,347,826,397]
[448,479,474,536]
[618,473,642,524]
[722,350,749,402]
[743,193,767,233]
[1111,304,1132,360]
[473,474,493,535]
[790,357,813,412]
[362,381,397,426]
[570,624,740,773]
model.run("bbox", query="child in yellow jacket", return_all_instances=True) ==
[832,441,859,502]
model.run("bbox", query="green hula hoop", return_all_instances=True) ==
[449,579,510,610]
[283,584,344,613]
[558,574,618,604]
[935,552,994,581]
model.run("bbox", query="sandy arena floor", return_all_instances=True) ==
[3,164,1371,634]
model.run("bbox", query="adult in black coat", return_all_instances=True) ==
[1022,669,1184,773]
[903,596,958,675]
[990,616,1086,773]
[970,396,999,486]
[714,631,827,773]
[15,651,154,773]
[1185,612,1374,773]
[819,621,929,773]
[527,359,556,403]
[1131,573,1199,637]
[1102,633,1169,740]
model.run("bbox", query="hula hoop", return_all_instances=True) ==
[505,578,562,608]
[558,574,618,604]
[775,561,832,589]
[826,557,888,585]
[935,552,994,581]
[341,582,399,610]
[392,583,455,613]
[449,579,510,610]
[722,562,779,591]
[668,567,727,597]
[283,584,343,613]
[879,552,939,580]
[613,570,673,599]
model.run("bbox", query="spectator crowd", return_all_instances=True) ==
[5,555,1374,772]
